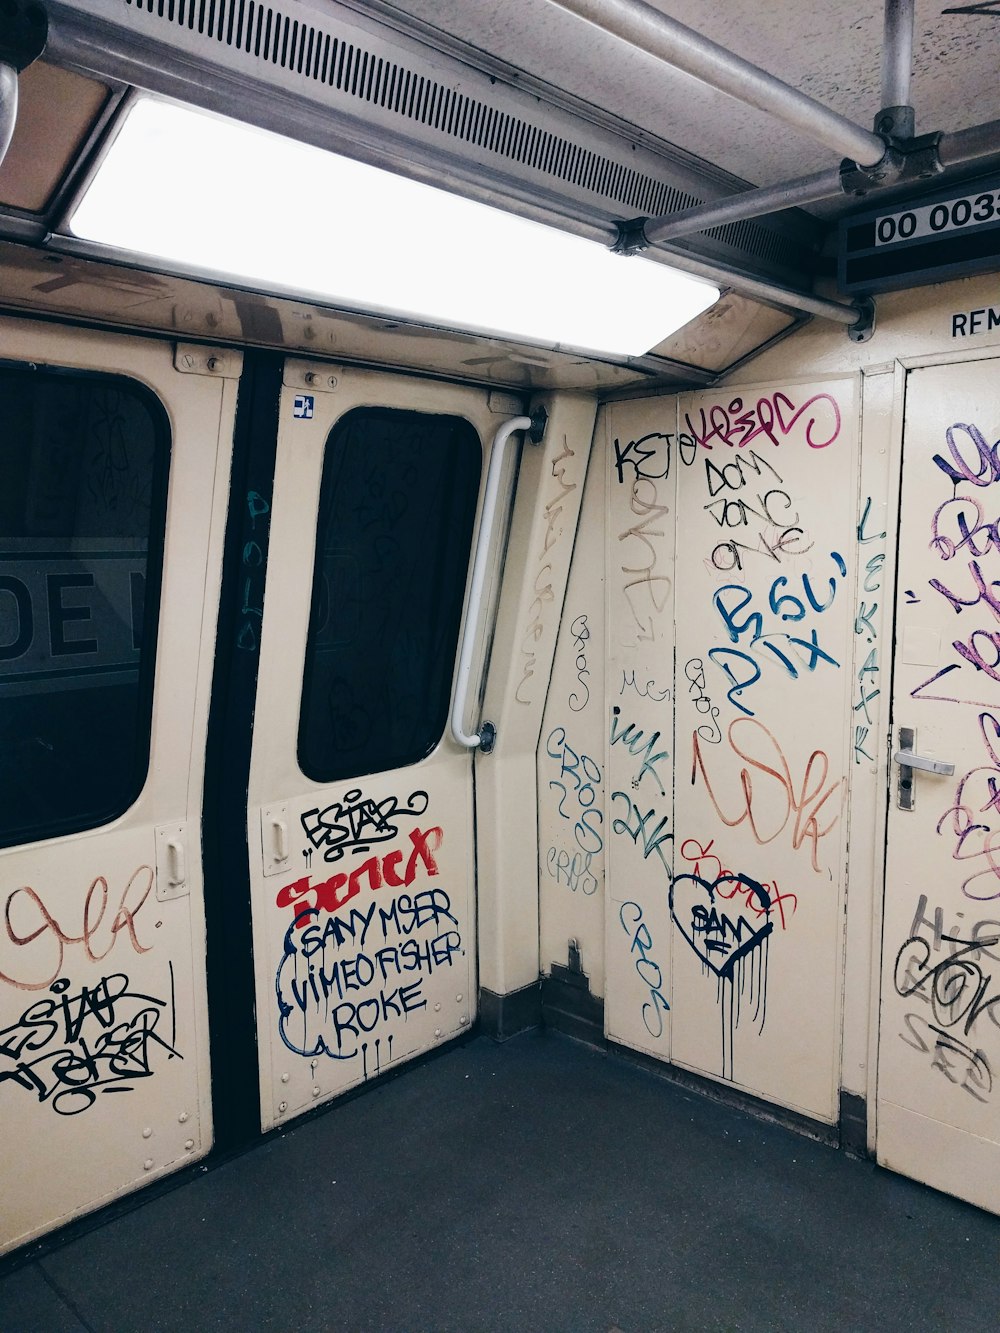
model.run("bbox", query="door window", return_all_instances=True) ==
[298,406,481,782]
[0,364,169,846]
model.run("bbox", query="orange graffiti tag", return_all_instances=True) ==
[0,865,155,991]
[692,720,845,873]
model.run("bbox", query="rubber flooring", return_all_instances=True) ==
[2,1030,999,1332]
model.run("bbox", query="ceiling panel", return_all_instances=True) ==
[357,1,1000,195]
[0,61,109,212]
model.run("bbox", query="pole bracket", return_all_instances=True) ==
[899,130,945,183]
[839,142,904,197]
[611,217,650,255]
[847,296,876,344]
[528,405,548,444]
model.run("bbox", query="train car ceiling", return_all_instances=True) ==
[1,2,999,379]
[0,0,824,388]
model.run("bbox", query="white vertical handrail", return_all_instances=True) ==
[0,64,18,170]
[451,414,532,750]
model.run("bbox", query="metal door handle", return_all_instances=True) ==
[892,750,955,776]
[272,818,289,861]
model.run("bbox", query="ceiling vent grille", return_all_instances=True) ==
[124,0,704,221]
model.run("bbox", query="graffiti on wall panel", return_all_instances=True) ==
[543,721,603,901]
[618,901,669,1039]
[669,383,850,1083]
[275,788,464,1071]
[691,720,845,875]
[0,866,155,992]
[853,496,887,766]
[890,414,1000,1095]
[670,871,772,1081]
[0,965,181,1116]
[681,389,842,454]
[299,788,429,867]
[908,422,1000,900]
[609,422,679,1037]
[515,437,579,706]
[0,863,181,1116]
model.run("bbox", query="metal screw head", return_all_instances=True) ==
[303,371,316,385]
[206,356,220,372]
[178,1111,189,1124]
[142,1127,152,1139]
[184,1139,195,1151]
[143,1158,154,1171]
[327,375,338,390]
[277,1101,287,1113]
[312,1086,321,1098]
[281,1073,290,1083]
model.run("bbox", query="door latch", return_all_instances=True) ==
[893,727,955,810]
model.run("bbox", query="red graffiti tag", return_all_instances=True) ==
[678,837,798,930]
[277,826,443,927]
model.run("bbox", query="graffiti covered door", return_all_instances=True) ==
[877,358,1000,1212]
[0,319,237,1252]
[248,364,509,1129]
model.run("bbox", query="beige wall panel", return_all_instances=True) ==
[538,431,606,992]
[603,400,677,1059]
[477,393,596,998]
[672,376,857,1119]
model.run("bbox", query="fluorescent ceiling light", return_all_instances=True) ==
[69,98,719,357]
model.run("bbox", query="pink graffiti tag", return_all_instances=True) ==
[937,712,1000,900]
[682,391,842,453]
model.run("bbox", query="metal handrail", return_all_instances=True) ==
[0,64,18,171]
[450,414,533,751]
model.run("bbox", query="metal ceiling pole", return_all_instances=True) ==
[643,167,844,244]
[881,0,915,115]
[0,63,17,169]
[547,0,886,166]
[631,234,864,326]
[939,119,1000,168]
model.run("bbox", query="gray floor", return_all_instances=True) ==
[2,1030,1000,1332]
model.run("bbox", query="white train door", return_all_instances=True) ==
[877,356,1000,1212]
[247,364,512,1129]
[0,318,237,1252]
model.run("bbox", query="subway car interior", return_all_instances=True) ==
[3,0,1000,1327]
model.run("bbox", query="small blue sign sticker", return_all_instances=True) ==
[293,394,315,419]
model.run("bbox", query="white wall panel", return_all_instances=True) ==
[603,400,678,1059]
[538,429,606,991]
[672,377,858,1117]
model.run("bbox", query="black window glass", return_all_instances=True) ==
[299,407,481,782]
[0,363,169,847]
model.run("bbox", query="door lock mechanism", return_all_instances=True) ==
[893,727,955,810]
